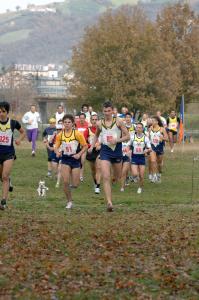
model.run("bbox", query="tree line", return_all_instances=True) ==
[69,3,199,112]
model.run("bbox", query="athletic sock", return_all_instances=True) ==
[96,184,100,188]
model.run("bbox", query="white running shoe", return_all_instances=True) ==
[157,173,161,183]
[151,174,157,183]
[80,177,84,182]
[137,187,142,194]
[120,188,124,192]
[55,182,60,188]
[31,150,35,157]
[66,201,73,209]
[171,148,174,153]
[95,187,100,194]
[148,174,152,181]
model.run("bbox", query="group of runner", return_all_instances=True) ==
[0,100,180,211]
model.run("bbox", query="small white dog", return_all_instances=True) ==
[37,180,49,197]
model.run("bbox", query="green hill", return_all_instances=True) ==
[0,0,198,65]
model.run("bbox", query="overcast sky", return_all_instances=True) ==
[0,0,64,13]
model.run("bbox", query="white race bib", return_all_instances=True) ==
[152,137,159,146]
[134,146,143,155]
[62,141,77,155]
[171,123,177,129]
[47,134,53,142]
[0,131,12,146]
[78,128,86,133]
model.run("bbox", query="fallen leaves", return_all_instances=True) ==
[1,205,199,298]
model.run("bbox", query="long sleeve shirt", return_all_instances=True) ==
[22,111,41,129]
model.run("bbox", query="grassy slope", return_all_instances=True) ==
[0,29,32,45]
[1,143,199,298]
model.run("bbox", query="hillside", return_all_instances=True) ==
[0,0,198,66]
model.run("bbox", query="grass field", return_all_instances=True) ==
[1,142,199,299]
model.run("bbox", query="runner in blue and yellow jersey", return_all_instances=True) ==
[128,123,151,194]
[125,112,135,135]
[54,114,87,209]
[89,101,130,212]
[0,101,25,210]
[149,116,168,183]
[120,113,134,192]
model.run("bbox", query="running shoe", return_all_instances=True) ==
[80,177,84,182]
[129,176,134,182]
[95,187,100,194]
[0,199,6,210]
[120,188,124,192]
[137,187,142,194]
[47,171,52,177]
[107,204,114,212]
[55,182,60,188]
[157,173,162,183]
[32,151,36,157]
[151,174,157,183]
[148,174,153,181]
[171,149,174,153]
[66,201,73,209]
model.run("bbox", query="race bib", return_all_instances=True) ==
[106,135,113,143]
[62,141,77,155]
[171,123,177,129]
[152,137,159,146]
[134,147,143,154]
[47,134,53,142]
[0,132,12,146]
[78,128,86,133]
[103,131,117,150]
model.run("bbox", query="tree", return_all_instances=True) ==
[0,67,37,118]
[157,3,199,103]
[69,6,181,111]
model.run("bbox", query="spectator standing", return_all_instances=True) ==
[55,105,65,125]
[81,104,90,123]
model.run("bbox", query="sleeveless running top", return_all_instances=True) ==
[168,117,178,132]
[0,118,21,154]
[100,117,121,151]
[149,128,163,147]
[131,133,150,155]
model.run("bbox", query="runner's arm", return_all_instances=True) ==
[89,121,101,152]
[144,136,152,154]
[72,131,88,160]
[15,127,25,145]
[117,119,130,143]
[54,132,62,156]
[161,128,168,142]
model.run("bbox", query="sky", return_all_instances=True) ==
[0,0,64,13]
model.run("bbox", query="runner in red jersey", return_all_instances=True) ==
[86,114,101,194]
[75,113,89,181]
